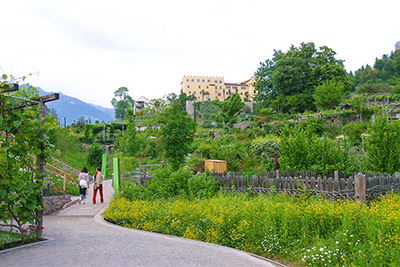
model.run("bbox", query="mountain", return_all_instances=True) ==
[36,87,115,125]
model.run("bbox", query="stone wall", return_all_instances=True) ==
[43,195,72,215]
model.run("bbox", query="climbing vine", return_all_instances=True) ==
[0,73,53,240]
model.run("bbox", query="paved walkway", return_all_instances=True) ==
[0,180,284,267]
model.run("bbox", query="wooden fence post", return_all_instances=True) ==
[355,173,366,204]
[63,174,66,192]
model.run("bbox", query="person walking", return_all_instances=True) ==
[92,167,104,204]
[78,167,89,204]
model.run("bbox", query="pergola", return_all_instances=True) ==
[0,83,59,227]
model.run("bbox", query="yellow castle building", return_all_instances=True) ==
[180,75,257,101]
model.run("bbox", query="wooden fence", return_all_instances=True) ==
[209,170,400,203]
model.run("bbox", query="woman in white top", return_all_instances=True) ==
[77,167,89,204]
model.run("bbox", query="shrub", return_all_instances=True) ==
[86,142,103,167]
[187,173,220,199]
[365,115,400,174]
[145,166,192,199]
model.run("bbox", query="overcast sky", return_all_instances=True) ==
[1,0,399,108]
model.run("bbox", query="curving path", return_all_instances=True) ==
[0,179,284,267]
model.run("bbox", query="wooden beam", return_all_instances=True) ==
[6,93,59,110]
[0,83,19,93]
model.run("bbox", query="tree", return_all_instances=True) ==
[212,94,245,127]
[254,42,350,113]
[167,92,191,111]
[313,80,345,110]
[111,87,134,120]
[121,109,140,157]
[199,100,220,119]
[159,101,196,170]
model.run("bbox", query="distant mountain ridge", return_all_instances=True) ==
[36,87,114,125]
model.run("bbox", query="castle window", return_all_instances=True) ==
[233,86,237,89]
[186,79,189,82]
[197,79,200,82]
[241,87,246,89]
[198,85,201,88]
[215,86,217,89]
[206,86,209,89]
[194,91,196,94]
[191,79,194,82]
[215,80,217,83]
[218,93,221,96]
[220,86,222,89]
[202,79,204,82]
[226,86,231,89]
[189,91,191,94]
[187,85,190,88]
[219,81,222,83]
[254,90,256,93]
[208,79,210,82]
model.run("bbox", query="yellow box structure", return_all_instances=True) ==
[205,160,227,173]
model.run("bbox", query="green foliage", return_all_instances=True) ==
[120,179,146,201]
[137,166,194,200]
[159,102,196,170]
[202,119,212,128]
[343,121,369,146]
[356,83,391,94]
[119,113,140,157]
[184,155,205,172]
[0,80,53,236]
[212,94,245,126]
[351,49,400,89]
[313,80,345,110]
[111,87,134,120]
[196,142,212,159]
[365,115,400,174]
[298,118,325,136]
[199,100,220,118]
[187,173,220,199]
[86,142,103,167]
[254,42,350,113]
[249,137,279,166]
[279,125,351,174]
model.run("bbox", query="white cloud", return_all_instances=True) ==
[1,0,399,108]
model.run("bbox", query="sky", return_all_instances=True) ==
[1,0,399,109]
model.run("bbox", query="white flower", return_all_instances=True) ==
[336,241,339,244]
[320,248,324,252]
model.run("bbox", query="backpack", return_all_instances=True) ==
[95,172,102,187]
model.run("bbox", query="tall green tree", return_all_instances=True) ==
[159,101,196,170]
[122,109,140,157]
[254,42,350,113]
[111,87,134,120]
[212,94,245,126]
[313,80,345,110]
